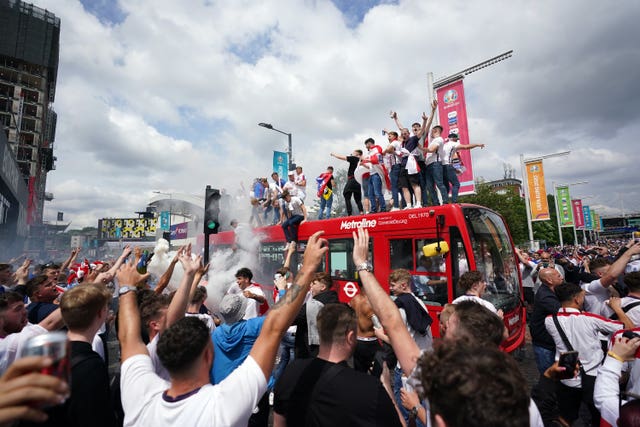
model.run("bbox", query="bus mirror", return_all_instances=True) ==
[423,241,449,257]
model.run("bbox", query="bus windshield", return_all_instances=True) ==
[463,207,520,312]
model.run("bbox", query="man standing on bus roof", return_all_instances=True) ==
[330,150,365,216]
[280,189,307,250]
[361,138,387,214]
[442,133,485,203]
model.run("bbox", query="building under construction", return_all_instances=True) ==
[0,0,60,254]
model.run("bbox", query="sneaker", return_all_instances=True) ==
[413,203,422,209]
[403,206,411,210]
[390,207,400,212]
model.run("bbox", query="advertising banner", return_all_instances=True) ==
[435,79,475,195]
[591,209,597,232]
[170,222,188,240]
[273,151,288,179]
[555,186,574,226]
[525,160,550,221]
[583,206,593,230]
[572,199,585,229]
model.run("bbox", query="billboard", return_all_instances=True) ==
[99,218,157,239]
[525,160,550,221]
[555,186,574,226]
[435,79,475,195]
[170,222,188,240]
[572,199,585,229]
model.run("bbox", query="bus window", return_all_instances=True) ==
[329,238,373,280]
[390,239,413,270]
[297,241,327,274]
[414,239,448,306]
[257,243,287,283]
[449,227,470,297]
[464,208,521,312]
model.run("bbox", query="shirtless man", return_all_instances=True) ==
[349,291,384,376]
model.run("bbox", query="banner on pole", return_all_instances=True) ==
[160,211,170,231]
[273,151,288,179]
[583,206,593,230]
[572,199,585,229]
[555,186,574,226]
[525,160,550,221]
[435,79,475,195]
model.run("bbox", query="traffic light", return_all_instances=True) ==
[204,186,221,234]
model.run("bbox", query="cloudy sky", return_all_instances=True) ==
[36,0,640,228]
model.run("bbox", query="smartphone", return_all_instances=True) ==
[371,314,382,329]
[557,351,579,379]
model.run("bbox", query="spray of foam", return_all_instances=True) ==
[146,225,266,316]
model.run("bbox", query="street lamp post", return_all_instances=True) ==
[520,151,570,250]
[552,181,588,247]
[258,122,293,171]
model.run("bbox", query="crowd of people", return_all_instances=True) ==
[1,233,640,426]
[248,102,486,229]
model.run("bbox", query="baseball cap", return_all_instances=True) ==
[448,133,458,139]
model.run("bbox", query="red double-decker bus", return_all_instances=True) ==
[208,203,525,352]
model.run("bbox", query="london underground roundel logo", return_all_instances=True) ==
[443,89,458,104]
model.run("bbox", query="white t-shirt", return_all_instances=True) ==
[185,313,217,333]
[285,196,305,217]
[425,137,445,165]
[294,173,306,200]
[147,334,170,381]
[582,279,611,317]
[227,283,266,320]
[120,354,266,427]
[442,140,461,166]
[451,294,499,314]
[0,323,47,374]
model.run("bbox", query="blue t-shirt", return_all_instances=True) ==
[210,316,265,384]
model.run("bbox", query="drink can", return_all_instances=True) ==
[21,332,71,383]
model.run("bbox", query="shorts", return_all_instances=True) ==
[361,176,370,194]
[398,168,420,188]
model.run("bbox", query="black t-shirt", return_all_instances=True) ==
[274,358,402,427]
[347,156,360,178]
[21,341,116,427]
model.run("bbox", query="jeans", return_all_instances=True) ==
[425,161,448,205]
[368,173,386,213]
[533,345,555,374]
[393,366,426,427]
[318,194,333,219]
[442,164,460,202]
[272,331,296,387]
[282,214,304,242]
[389,164,402,208]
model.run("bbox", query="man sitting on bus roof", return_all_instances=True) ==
[279,190,307,250]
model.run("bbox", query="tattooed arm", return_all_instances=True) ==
[249,231,328,380]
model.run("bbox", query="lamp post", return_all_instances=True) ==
[552,181,588,247]
[520,151,570,250]
[153,191,172,240]
[258,122,293,171]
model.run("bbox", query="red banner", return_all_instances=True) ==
[572,199,585,229]
[436,79,475,195]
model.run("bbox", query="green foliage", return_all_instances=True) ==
[459,183,528,244]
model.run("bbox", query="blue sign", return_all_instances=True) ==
[273,151,289,178]
[160,211,170,231]
[582,205,592,230]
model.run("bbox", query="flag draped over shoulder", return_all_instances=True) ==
[316,173,333,197]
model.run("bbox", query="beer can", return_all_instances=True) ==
[22,332,71,383]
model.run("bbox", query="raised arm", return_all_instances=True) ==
[420,100,438,139]
[38,308,65,332]
[106,245,132,277]
[188,261,210,304]
[154,246,183,295]
[330,152,347,161]
[59,248,79,274]
[391,111,404,131]
[116,259,151,362]
[352,227,421,375]
[600,243,640,287]
[456,143,486,150]
[165,245,200,329]
[249,231,328,380]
